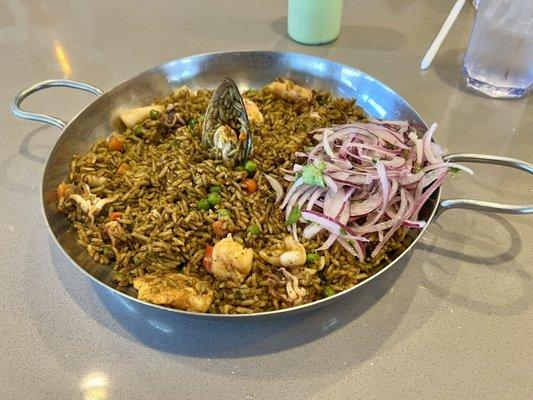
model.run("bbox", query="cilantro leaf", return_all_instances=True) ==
[301,164,326,187]
[285,205,302,225]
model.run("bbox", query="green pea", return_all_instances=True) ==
[207,192,222,206]
[103,247,111,255]
[246,225,260,235]
[244,160,258,174]
[217,209,231,219]
[323,286,336,298]
[134,125,143,136]
[197,198,211,211]
[209,185,221,193]
[133,257,142,266]
[150,109,160,119]
[306,252,320,263]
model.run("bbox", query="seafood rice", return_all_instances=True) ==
[56,80,412,314]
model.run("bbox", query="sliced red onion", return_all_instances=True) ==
[422,123,442,164]
[415,168,447,201]
[350,192,382,216]
[371,190,414,258]
[296,186,321,217]
[306,187,325,210]
[355,189,408,234]
[280,177,304,209]
[342,142,398,159]
[365,162,390,226]
[263,173,284,204]
[280,120,468,261]
[337,237,365,262]
[301,210,366,241]
[303,222,324,239]
[291,223,298,241]
[412,171,448,220]
[322,128,337,159]
[402,220,426,228]
[388,178,399,202]
[285,185,314,220]
[323,175,338,193]
[317,232,338,251]
[284,174,296,182]
[422,162,474,175]
[323,186,346,218]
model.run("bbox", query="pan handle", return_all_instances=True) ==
[437,153,533,216]
[11,79,103,130]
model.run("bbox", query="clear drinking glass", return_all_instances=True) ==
[463,0,533,98]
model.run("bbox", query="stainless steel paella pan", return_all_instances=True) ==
[11,51,533,319]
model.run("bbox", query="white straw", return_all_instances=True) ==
[420,0,466,70]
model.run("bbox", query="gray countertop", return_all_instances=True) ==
[1,1,532,399]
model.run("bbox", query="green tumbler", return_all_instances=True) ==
[288,0,344,45]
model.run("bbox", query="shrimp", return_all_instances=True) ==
[259,235,306,267]
[210,234,253,283]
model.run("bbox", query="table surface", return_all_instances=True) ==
[1,1,532,399]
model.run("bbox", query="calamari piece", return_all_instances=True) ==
[243,98,264,125]
[259,235,306,267]
[133,272,213,313]
[280,268,306,305]
[120,104,165,128]
[69,186,118,225]
[264,79,313,103]
[211,234,253,283]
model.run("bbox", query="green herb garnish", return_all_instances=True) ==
[301,165,325,187]
[285,205,302,225]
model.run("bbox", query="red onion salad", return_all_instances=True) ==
[278,120,473,262]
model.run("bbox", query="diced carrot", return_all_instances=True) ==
[57,182,69,198]
[203,245,214,272]
[117,163,130,174]
[109,211,122,221]
[212,220,229,236]
[243,179,258,194]
[108,136,124,151]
